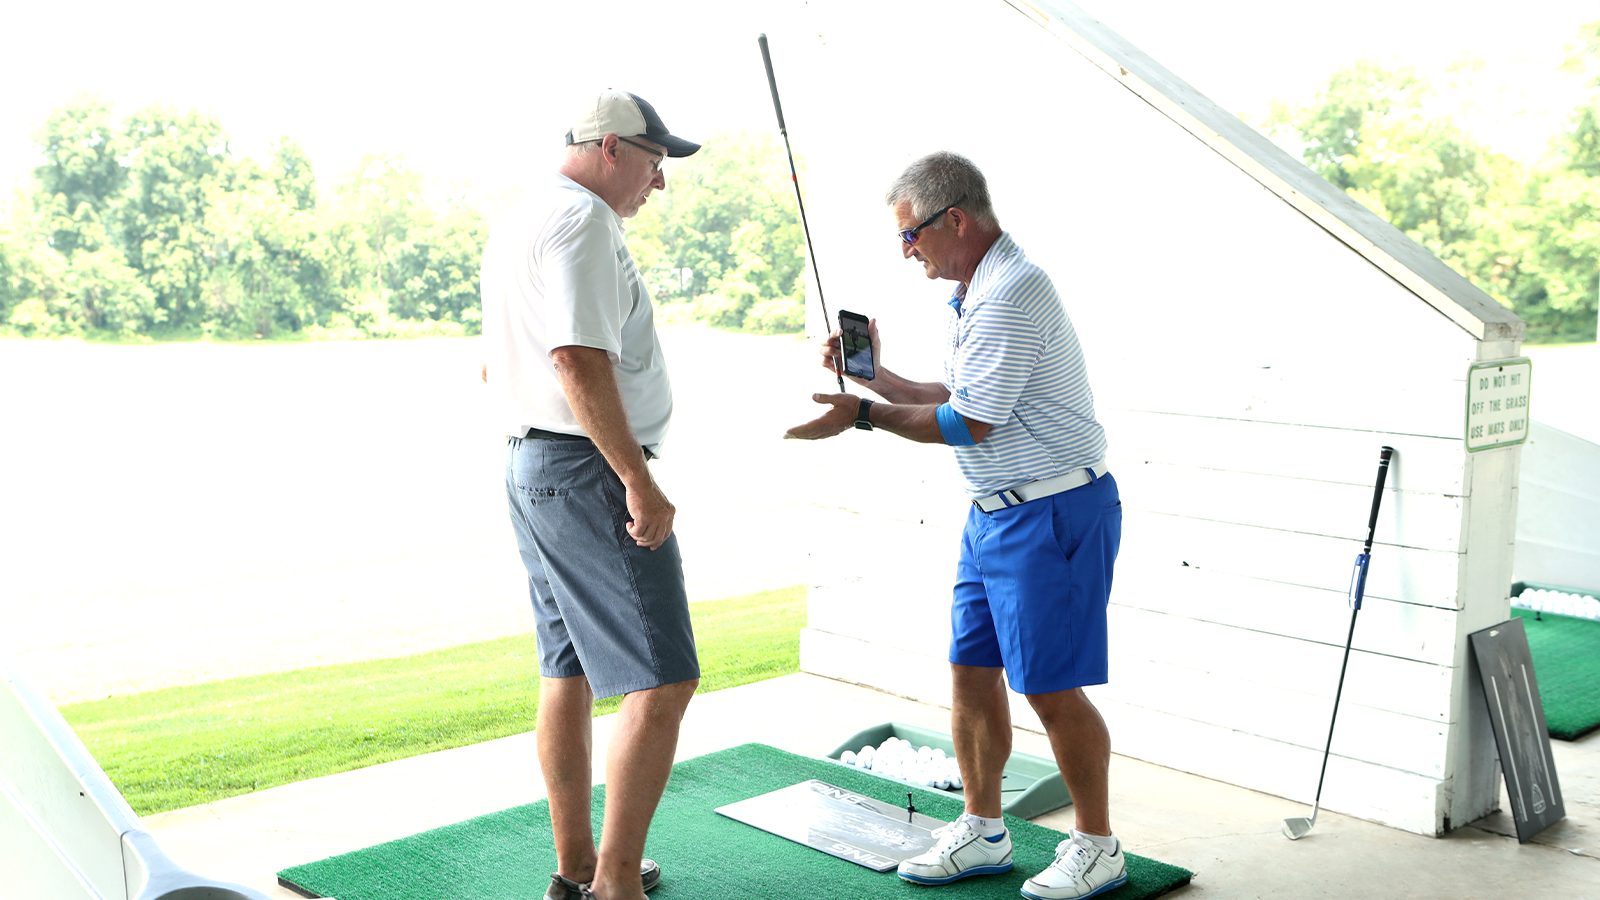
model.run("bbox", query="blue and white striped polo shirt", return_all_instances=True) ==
[943,232,1107,498]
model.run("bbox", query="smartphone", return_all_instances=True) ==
[838,310,875,381]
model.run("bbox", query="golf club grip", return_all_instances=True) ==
[757,35,788,134]
[1363,446,1395,548]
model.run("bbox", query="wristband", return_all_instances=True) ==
[854,397,875,431]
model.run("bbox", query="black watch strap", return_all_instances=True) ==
[854,398,874,431]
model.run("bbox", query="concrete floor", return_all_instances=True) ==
[145,673,1600,900]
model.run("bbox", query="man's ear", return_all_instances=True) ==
[948,206,969,237]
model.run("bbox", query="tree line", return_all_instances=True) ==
[8,21,1600,346]
[0,97,805,340]
[1262,20,1600,344]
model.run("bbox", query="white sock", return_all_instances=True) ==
[960,813,1007,838]
[1073,829,1119,855]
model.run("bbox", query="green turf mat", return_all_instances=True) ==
[278,743,1192,900]
[1512,608,1600,740]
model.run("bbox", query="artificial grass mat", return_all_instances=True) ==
[1512,608,1600,740]
[278,743,1193,900]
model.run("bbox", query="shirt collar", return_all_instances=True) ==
[947,231,1015,316]
[555,172,623,227]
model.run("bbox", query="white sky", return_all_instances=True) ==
[0,0,1595,200]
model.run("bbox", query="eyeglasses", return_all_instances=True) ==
[899,195,966,245]
[617,136,666,174]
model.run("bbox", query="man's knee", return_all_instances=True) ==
[1024,686,1096,723]
[951,663,1006,695]
[627,678,698,715]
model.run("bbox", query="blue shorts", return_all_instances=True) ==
[505,436,699,700]
[950,471,1121,695]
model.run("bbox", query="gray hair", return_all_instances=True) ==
[884,151,999,230]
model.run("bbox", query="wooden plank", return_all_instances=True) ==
[1094,356,1472,440]
[1115,462,1463,553]
[1096,696,1446,835]
[1098,655,1448,777]
[1112,564,1459,667]
[1100,410,1466,496]
[1109,605,1454,722]
[801,628,1451,834]
[1121,510,1463,610]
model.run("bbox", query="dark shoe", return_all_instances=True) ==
[640,858,662,893]
[543,860,661,900]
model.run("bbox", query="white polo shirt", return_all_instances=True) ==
[481,174,672,453]
[943,232,1106,497]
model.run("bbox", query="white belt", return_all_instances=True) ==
[972,463,1109,513]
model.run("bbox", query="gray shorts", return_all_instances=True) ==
[505,435,699,699]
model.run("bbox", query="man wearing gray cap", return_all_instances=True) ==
[480,90,701,900]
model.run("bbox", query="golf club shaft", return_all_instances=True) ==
[1310,609,1360,808]
[758,33,845,393]
[1307,446,1397,814]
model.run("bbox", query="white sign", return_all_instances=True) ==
[1465,359,1532,452]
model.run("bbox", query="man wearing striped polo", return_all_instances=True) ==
[786,151,1125,900]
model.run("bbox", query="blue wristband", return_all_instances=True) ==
[936,402,978,446]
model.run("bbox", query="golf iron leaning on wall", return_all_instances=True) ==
[1283,445,1396,840]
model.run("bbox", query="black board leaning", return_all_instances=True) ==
[1469,618,1565,843]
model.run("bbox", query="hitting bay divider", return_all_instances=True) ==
[1,656,270,900]
[277,743,1192,900]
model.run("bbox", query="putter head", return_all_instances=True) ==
[1282,816,1314,840]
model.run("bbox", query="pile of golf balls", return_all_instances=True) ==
[1515,588,1600,620]
[839,737,963,790]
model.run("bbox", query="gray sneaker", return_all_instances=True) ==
[543,860,661,900]
[1020,835,1127,900]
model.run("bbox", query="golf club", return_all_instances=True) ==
[1283,445,1396,840]
[757,33,845,393]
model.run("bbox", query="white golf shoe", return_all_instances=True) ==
[898,817,1014,884]
[1020,834,1127,900]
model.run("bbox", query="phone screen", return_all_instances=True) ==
[839,311,875,381]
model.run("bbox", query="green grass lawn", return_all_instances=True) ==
[60,586,805,816]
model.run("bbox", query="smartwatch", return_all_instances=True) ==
[854,397,875,431]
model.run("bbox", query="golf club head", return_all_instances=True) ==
[1282,816,1314,840]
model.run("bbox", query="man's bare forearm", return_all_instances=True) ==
[862,365,951,407]
[550,346,649,482]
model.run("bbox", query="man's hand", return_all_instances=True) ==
[551,344,675,549]
[819,319,881,387]
[623,473,675,550]
[785,393,862,440]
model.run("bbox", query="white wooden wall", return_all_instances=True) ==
[774,0,1524,835]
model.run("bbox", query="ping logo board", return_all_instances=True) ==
[715,779,946,871]
[1469,618,1565,842]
